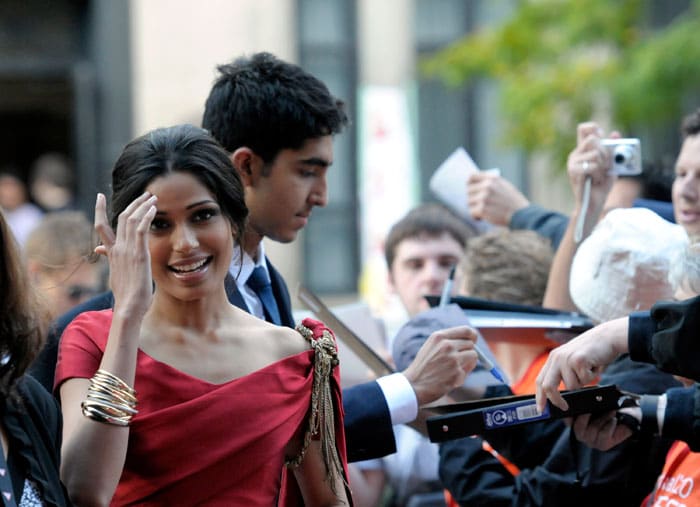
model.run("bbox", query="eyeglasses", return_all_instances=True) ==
[66,285,101,302]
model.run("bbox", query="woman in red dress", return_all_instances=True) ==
[55,124,350,506]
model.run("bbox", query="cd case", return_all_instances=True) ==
[426,385,626,443]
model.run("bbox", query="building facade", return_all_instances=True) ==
[0,0,687,314]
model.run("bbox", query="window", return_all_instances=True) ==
[298,0,359,294]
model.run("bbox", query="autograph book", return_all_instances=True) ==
[426,385,625,443]
[425,295,594,334]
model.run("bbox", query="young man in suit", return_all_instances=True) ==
[30,52,478,463]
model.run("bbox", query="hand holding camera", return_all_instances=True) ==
[567,123,628,241]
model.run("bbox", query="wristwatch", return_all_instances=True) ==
[615,393,661,435]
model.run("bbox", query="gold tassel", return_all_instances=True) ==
[287,323,346,494]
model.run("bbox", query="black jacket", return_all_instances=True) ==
[629,295,700,381]
[439,357,680,507]
[628,295,700,451]
[3,376,72,506]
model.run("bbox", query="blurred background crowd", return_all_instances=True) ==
[3,1,700,506]
[2,0,696,321]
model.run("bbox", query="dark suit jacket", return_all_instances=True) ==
[29,258,396,462]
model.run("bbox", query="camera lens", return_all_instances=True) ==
[614,145,633,164]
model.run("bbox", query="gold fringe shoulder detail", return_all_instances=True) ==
[286,323,345,489]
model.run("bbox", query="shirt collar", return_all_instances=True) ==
[230,241,268,286]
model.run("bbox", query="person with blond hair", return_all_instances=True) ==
[25,211,105,321]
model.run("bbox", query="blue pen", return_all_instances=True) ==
[473,347,508,384]
[438,265,508,384]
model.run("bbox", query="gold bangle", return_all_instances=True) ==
[88,380,137,406]
[82,398,138,416]
[85,389,134,409]
[81,403,131,427]
[94,370,137,397]
[80,369,139,426]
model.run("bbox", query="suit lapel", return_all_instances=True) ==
[224,261,295,328]
[224,272,249,312]
[265,258,295,328]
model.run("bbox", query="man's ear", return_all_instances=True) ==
[230,148,262,186]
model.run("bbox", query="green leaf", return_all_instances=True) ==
[420,0,698,172]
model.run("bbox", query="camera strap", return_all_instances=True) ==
[574,175,592,243]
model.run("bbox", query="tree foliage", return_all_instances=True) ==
[422,0,700,170]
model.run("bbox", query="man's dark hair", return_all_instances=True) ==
[681,108,700,138]
[637,161,674,202]
[615,107,700,202]
[384,203,477,269]
[202,52,348,166]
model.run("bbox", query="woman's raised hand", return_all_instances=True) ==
[566,122,615,208]
[94,192,157,317]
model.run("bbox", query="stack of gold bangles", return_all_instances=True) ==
[81,369,138,426]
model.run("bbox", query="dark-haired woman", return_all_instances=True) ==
[55,125,350,506]
[0,210,72,506]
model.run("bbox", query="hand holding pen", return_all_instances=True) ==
[439,266,507,384]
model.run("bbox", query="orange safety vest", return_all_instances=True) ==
[642,441,700,507]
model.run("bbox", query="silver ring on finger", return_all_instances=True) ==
[582,160,590,173]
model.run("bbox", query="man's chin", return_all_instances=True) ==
[409,301,431,317]
[268,230,299,244]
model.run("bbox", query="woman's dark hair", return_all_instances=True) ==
[110,124,248,244]
[0,210,46,396]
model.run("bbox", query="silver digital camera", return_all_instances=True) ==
[600,138,642,176]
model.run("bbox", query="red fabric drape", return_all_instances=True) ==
[56,311,348,506]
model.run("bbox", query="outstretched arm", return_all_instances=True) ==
[343,324,480,462]
[446,359,678,507]
[536,317,629,411]
[543,122,614,311]
[537,294,700,412]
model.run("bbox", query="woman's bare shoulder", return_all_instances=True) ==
[271,324,309,357]
[230,310,309,358]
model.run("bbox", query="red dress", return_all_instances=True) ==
[55,310,349,506]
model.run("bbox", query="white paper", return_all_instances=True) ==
[429,147,499,220]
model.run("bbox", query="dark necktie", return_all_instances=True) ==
[246,266,282,325]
